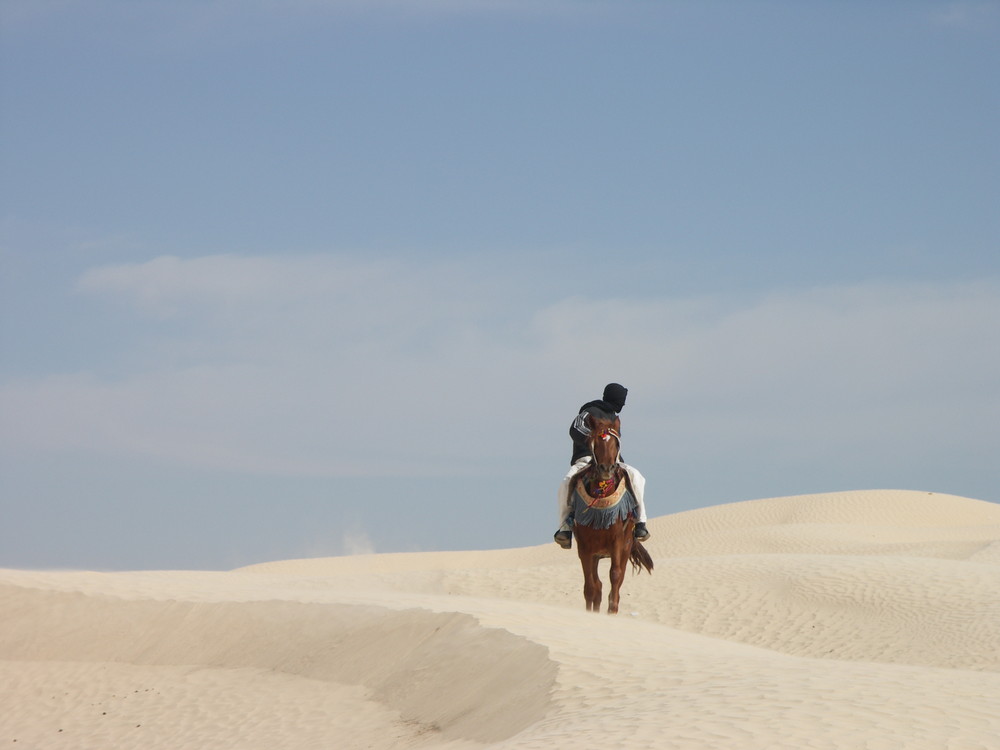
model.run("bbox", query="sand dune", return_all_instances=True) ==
[2,489,999,748]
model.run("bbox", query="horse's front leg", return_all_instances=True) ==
[578,553,596,611]
[607,531,629,614]
[589,555,603,612]
[607,556,625,614]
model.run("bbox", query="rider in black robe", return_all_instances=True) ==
[555,383,649,548]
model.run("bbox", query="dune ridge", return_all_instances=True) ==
[2,489,999,748]
[1,588,554,744]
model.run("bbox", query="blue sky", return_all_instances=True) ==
[2,0,998,570]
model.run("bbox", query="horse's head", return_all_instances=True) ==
[587,415,622,472]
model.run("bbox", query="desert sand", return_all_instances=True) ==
[2,489,999,749]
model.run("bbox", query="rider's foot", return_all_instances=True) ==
[554,520,573,549]
[634,522,650,542]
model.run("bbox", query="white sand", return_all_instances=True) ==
[2,489,999,749]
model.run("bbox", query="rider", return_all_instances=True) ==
[554,382,649,548]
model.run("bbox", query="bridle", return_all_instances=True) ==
[590,427,622,468]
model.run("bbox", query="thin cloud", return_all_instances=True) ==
[78,254,402,320]
[927,1,999,28]
[4,254,998,487]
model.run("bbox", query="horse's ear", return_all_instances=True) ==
[613,415,621,433]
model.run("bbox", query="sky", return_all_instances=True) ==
[1,0,998,570]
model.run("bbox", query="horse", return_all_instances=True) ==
[571,415,653,614]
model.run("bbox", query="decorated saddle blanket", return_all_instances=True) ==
[572,476,637,530]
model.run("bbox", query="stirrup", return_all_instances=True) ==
[554,529,572,549]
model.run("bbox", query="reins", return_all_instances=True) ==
[578,426,630,509]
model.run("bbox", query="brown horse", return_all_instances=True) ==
[571,415,653,614]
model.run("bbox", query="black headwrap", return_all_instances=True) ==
[602,383,628,412]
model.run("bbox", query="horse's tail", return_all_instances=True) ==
[630,541,654,575]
